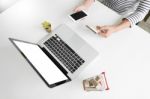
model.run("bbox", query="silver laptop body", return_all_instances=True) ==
[38,24,99,79]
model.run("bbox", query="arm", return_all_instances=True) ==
[96,19,131,37]
[74,0,95,12]
[97,0,150,38]
[126,0,150,27]
[82,0,95,8]
[114,19,131,32]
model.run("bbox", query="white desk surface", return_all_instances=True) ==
[1,0,150,99]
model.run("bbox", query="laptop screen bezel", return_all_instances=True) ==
[9,38,71,88]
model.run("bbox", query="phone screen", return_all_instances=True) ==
[70,11,87,21]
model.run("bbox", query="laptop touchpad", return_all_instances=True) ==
[67,34,85,51]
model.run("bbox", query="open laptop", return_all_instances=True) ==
[9,24,99,88]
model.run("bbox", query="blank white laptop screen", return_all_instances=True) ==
[13,40,68,85]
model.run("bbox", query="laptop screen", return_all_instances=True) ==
[12,40,68,86]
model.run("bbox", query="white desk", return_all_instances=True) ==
[0,0,150,99]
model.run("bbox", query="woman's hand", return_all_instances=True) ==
[74,0,94,12]
[96,19,131,38]
[74,5,88,12]
[96,25,118,38]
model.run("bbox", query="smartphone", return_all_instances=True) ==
[69,10,87,22]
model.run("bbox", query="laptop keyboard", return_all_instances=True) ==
[44,34,85,73]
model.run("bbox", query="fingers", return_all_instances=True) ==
[74,7,81,12]
[74,5,87,12]
[74,5,84,12]
[96,26,101,30]
[96,26,109,38]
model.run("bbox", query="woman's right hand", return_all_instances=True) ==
[74,5,88,12]
[74,0,94,12]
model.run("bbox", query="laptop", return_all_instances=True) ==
[9,24,99,88]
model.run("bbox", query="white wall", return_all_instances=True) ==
[0,0,18,13]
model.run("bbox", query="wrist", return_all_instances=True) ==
[121,18,131,27]
[115,19,131,31]
[83,4,89,9]
[84,0,94,8]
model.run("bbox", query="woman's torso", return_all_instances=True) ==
[100,0,141,16]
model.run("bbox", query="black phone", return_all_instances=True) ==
[70,11,87,21]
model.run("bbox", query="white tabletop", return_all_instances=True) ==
[1,0,150,99]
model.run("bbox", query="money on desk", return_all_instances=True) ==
[83,72,109,91]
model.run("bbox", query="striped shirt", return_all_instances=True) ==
[98,0,150,27]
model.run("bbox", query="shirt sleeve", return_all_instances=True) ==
[126,0,150,27]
